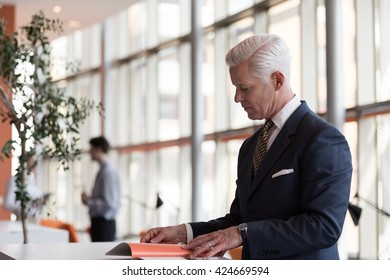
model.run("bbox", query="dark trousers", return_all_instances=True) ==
[90,217,116,242]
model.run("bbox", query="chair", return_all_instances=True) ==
[40,218,80,242]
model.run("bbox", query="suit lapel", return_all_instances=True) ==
[246,102,310,199]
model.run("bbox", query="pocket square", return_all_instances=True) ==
[272,168,294,178]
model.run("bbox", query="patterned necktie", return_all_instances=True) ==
[253,119,274,175]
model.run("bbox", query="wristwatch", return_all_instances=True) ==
[238,223,248,242]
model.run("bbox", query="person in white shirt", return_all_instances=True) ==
[3,156,50,221]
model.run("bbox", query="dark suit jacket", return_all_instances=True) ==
[190,101,352,259]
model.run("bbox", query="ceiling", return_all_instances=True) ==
[1,0,137,40]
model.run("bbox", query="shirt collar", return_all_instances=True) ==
[271,95,301,130]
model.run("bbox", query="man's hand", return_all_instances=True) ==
[183,226,242,259]
[81,192,89,205]
[140,224,187,244]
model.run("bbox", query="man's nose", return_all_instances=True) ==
[234,90,243,103]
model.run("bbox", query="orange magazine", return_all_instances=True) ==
[106,242,191,259]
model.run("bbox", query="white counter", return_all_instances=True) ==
[0,221,68,244]
[0,241,128,260]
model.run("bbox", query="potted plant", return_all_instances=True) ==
[0,11,102,243]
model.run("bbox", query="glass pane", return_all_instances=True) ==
[179,0,191,35]
[227,140,243,202]
[114,66,131,146]
[228,17,255,129]
[376,0,390,102]
[202,0,215,27]
[356,0,375,106]
[158,147,181,225]
[228,0,254,15]
[146,54,159,142]
[51,37,68,80]
[358,117,378,259]
[377,114,390,259]
[343,121,359,259]
[158,0,180,41]
[128,151,149,234]
[129,58,147,144]
[85,25,102,69]
[317,2,327,113]
[215,0,228,21]
[73,31,83,69]
[115,10,129,59]
[343,0,357,108]
[179,43,191,137]
[65,74,101,146]
[158,48,180,141]
[201,141,216,220]
[128,2,147,54]
[269,0,301,98]
[203,33,216,134]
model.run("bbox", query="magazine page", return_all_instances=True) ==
[106,242,191,259]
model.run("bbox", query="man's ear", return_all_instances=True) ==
[272,71,285,90]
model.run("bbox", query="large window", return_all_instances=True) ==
[46,0,390,259]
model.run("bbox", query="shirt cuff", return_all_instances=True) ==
[184,223,193,243]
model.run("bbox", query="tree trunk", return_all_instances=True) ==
[20,134,29,244]
[20,201,29,244]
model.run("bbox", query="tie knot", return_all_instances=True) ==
[263,119,274,132]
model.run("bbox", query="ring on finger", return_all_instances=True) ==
[207,241,213,249]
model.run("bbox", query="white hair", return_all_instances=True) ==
[225,34,291,85]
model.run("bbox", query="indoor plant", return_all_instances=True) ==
[0,11,102,243]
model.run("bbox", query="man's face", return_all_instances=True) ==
[229,60,276,120]
[89,146,99,161]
